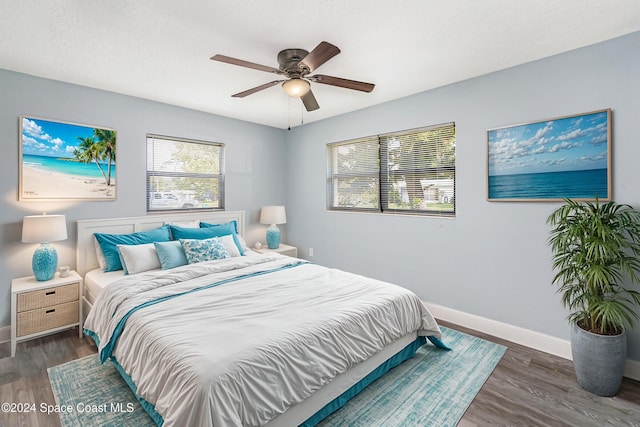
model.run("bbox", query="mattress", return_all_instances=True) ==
[84,268,126,305]
[84,253,441,426]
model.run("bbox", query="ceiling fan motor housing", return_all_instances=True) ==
[277,49,310,76]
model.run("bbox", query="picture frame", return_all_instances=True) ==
[487,109,611,201]
[19,116,117,201]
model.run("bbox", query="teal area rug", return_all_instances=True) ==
[48,327,506,427]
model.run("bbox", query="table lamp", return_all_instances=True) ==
[260,206,286,249]
[22,214,68,281]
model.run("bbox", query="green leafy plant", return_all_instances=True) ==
[547,198,640,335]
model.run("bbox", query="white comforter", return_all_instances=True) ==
[84,253,441,427]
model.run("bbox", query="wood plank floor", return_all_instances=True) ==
[437,321,640,427]
[1,323,639,426]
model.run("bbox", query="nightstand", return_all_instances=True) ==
[254,243,298,257]
[11,271,83,357]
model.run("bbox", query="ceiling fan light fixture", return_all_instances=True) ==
[282,78,310,97]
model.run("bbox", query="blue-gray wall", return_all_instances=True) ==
[0,69,287,328]
[284,31,640,361]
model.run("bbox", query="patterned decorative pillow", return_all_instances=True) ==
[199,220,245,256]
[179,237,230,264]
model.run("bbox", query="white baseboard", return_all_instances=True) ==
[425,301,640,382]
[628,359,640,382]
[0,326,10,344]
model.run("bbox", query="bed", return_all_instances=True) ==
[77,211,445,426]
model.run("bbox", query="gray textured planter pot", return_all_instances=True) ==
[571,323,627,397]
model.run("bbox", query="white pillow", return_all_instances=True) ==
[220,234,241,257]
[94,237,107,270]
[236,235,249,251]
[117,243,161,275]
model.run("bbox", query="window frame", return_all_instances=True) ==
[326,136,381,213]
[146,134,225,212]
[327,122,456,217]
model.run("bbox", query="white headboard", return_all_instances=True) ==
[76,211,245,277]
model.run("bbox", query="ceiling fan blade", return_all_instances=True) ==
[232,80,284,98]
[299,41,340,73]
[301,90,320,111]
[308,74,375,92]
[211,54,285,75]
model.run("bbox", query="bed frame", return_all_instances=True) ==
[75,210,421,426]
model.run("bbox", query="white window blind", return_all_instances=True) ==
[327,136,380,211]
[327,122,455,216]
[146,134,225,212]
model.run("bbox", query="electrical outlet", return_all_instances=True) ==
[308,248,314,257]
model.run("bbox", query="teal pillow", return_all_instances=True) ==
[154,241,188,269]
[170,225,220,240]
[199,220,245,255]
[180,237,230,264]
[200,220,239,234]
[95,225,171,272]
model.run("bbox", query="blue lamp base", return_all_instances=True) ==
[266,225,281,249]
[32,243,58,281]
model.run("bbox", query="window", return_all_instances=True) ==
[327,122,455,216]
[146,134,224,212]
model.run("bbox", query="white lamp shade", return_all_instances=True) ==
[22,214,68,243]
[260,206,287,225]
[282,79,311,97]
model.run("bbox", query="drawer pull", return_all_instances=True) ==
[46,309,56,314]
[45,291,56,295]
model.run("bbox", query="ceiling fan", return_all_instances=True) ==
[211,41,375,112]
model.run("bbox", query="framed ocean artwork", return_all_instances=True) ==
[19,116,117,201]
[487,109,611,201]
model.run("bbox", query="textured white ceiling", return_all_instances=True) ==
[1,1,639,129]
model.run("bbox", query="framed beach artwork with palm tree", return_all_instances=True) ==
[19,116,116,201]
[487,109,611,201]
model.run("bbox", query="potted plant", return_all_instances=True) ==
[547,197,640,396]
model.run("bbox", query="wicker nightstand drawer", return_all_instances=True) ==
[17,283,79,312]
[17,300,79,337]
